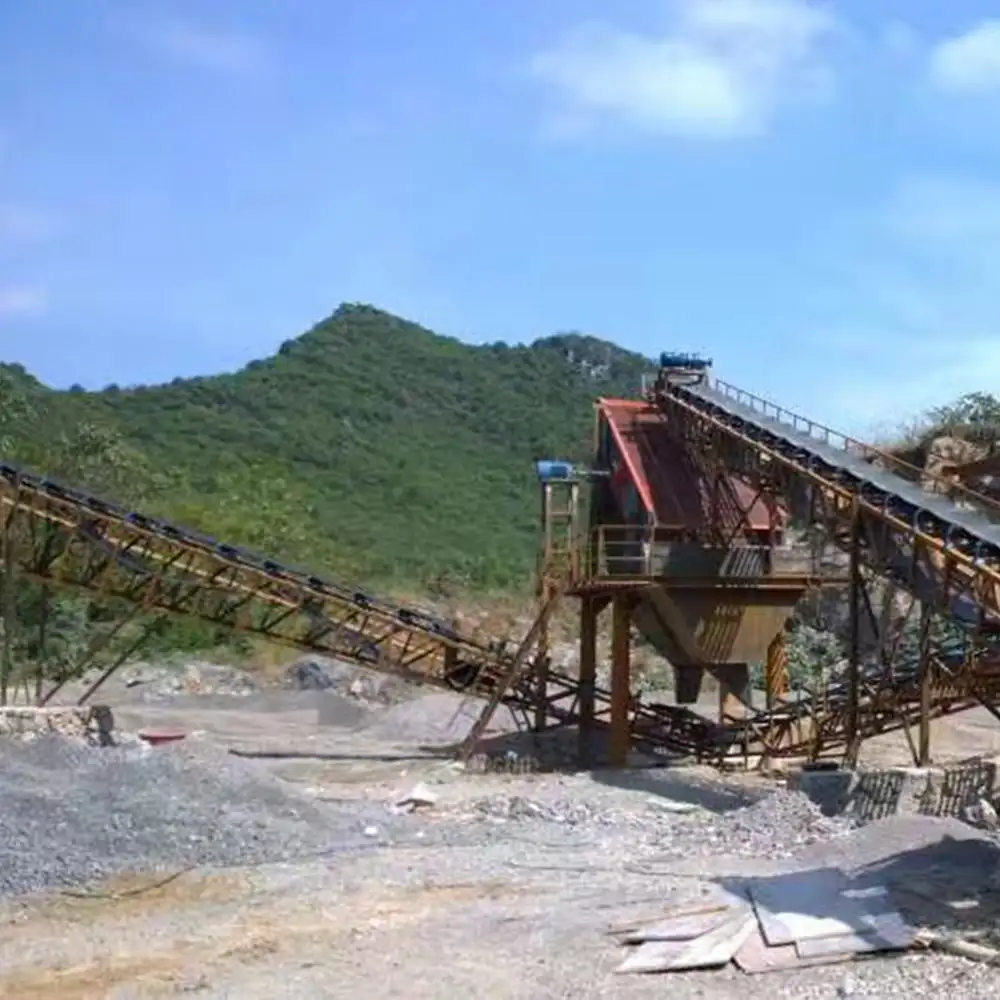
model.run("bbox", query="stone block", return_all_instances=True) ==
[0,705,114,745]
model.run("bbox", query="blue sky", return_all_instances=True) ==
[2,1,1000,435]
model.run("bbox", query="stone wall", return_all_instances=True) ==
[0,705,114,746]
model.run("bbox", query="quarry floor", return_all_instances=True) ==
[3,663,1000,999]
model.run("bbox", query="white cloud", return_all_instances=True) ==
[529,0,839,138]
[141,20,270,77]
[0,285,46,318]
[929,20,1000,93]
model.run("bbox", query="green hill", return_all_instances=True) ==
[2,304,655,594]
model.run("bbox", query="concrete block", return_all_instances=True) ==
[788,757,1000,825]
[787,768,857,816]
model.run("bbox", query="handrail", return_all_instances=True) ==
[566,524,811,583]
[710,377,1000,518]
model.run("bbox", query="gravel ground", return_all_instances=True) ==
[4,721,1000,998]
[0,735,414,897]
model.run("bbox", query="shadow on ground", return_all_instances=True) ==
[593,766,765,814]
[714,819,1000,944]
[416,725,765,814]
[230,748,452,763]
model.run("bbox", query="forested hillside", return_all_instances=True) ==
[2,303,655,593]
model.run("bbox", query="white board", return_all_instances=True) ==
[749,871,899,947]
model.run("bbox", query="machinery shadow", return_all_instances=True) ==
[591,764,765,814]
[430,724,765,814]
[713,824,1000,945]
[230,748,454,763]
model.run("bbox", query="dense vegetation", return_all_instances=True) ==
[3,304,655,592]
[0,305,655,682]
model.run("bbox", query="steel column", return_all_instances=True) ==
[609,593,632,767]
[846,505,862,764]
[917,600,933,766]
[0,510,13,707]
[577,595,599,765]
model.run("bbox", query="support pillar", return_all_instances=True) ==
[846,506,862,764]
[918,601,932,766]
[533,653,550,733]
[578,596,598,766]
[765,631,789,711]
[34,585,49,705]
[0,516,14,707]
[609,594,632,768]
[717,664,750,722]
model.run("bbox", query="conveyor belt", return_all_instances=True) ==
[688,380,1000,550]
[6,367,1000,764]
[0,460,554,709]
[654,377,1000,626]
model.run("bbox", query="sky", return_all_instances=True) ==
[3,1,1000,435]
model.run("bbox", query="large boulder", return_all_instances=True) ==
[920,435,988,497]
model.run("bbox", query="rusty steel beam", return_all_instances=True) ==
[609,593,633,767]
[642,377,1000,762]
[0,461,548,709]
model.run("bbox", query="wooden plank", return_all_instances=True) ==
[616,939,688,973]
[671,912,757,972]
[795,911,915,959]
[617,908,755,974]
[621,906,734,944]
[734,922,853,975]
[609,902,730,937]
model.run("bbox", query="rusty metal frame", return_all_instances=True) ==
[7,364,997,770]
[646,379,1000,763]
[0,462,555,709]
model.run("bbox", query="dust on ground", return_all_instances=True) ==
[4,656,1000,999]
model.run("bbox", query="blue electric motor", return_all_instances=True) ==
[535,460,576,482]
[659,352,712,370]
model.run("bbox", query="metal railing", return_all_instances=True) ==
[568,524,812,583]
[709,378,1000,518]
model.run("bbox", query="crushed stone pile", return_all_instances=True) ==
[0,735,409,898]
[465,794,651,828]
[456,788,859,859]
[698,788,859,856]
[118,661,259,700]
[642,789,860,861]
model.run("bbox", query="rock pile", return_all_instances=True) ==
[284,656,406,706]
[0,734,408,898]
[0,705,113,746]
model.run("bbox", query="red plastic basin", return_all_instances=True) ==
[137,730,187,747]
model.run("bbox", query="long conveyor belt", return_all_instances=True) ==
[0,460,560,712]
[631,373,1000,757]
[656,376,1000,625]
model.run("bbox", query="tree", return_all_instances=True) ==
[926,392,1000,446]
[49,421,153,504]
[0,369,35,457]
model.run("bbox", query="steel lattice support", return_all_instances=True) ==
[0,462,575,728]
[653,381,1000,762]
[764,632,789,708]
[0,501,14,706]
[0,468,529,699]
